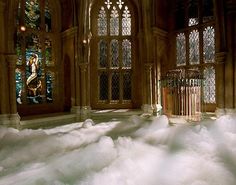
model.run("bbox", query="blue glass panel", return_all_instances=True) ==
[15,69,23,104]
[45,0,52,32]
[46,72,53,103]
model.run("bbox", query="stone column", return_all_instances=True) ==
[79,62,90,120]
[5,55,20,127]
[215,52,226,116]
[142,63,153,113]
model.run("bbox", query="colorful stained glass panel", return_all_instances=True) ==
[46,72,54,103]
[15,69,23,104]
[45,37,53,66]
[25,0,40,29]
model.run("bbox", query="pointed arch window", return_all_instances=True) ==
[175,0,216,107]
[16,0,56,106]
[92,0,134,106]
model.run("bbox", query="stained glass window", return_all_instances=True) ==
[111,40,119,67]
[46,72,54,102]
[98,7,107,36]
[96,0,133,103]
[204,67,215,103]
[45,37,53,66]
[45,0,52,32]
[122,6,131,36]
[15,69,23,104]
[122,39,131,68]
[25,0,40,29]
[16,0,55,106]
[203,26,215,63]
[110,7,119,36]
[176,33,186,66]
[189,30,199,65]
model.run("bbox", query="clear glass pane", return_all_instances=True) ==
[45,0,52,32]
[112,72,120,100]
[99,72,108,100]
[25,34,43,104]
[189,30,200,65]
[204,66,216,103]
[45,37,53,66]
[15,68,23,104]
[110,6,119,36]
[203,26,215,63]
[98,7,107,36]
[46,71,54,103]
[122,6,131,36]
[25,0,40,29]
[110,39,119,67]
[122,39,131,68]
[98,40,108,68]
[176,33,186,66]
[123,72,131,100]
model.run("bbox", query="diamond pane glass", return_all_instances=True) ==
[99,40,108,68]
[122,39,131,68]
[111,39,119,67]
[45,37,53,66]
[123,72,131,100]
[176,33,186,66]
[25,34,43,104]
[112,72,120,100]
[204,66,216,103]
[189,30,200,65]
[25,0,40,29]
[122,6,131,36]
[110,6,119,36]
[98,7,107,36]
[46,71,54,103]
[99,72,108,100]
[16,69,23,104]
[45,0,52,32]
[203,26,215,63]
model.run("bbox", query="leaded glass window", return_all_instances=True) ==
[95,0,133,103]
[16,0,56,105]
[203,26,215,63]
[110,7,119,36]
[122,6,131,35]
[111,40,119,67]
[176,33,186,66]
[98,7,107,36]
[189,30,200,65]
[122,39,131,68]
[204,67,215,103]
[175,0,216,109]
